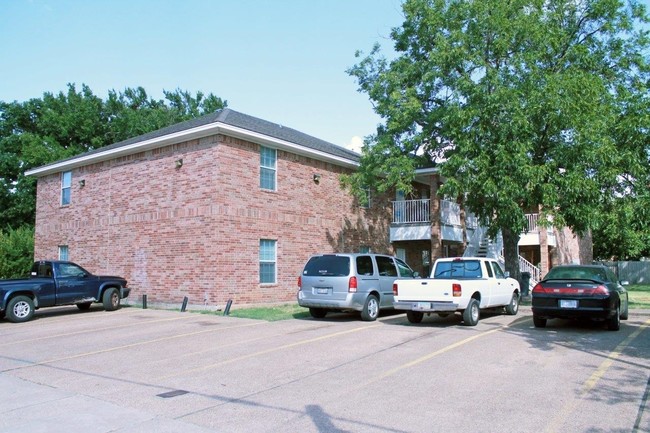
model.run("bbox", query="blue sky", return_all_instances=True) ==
[0,0,405,151]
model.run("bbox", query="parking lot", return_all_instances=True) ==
[1,305,649,433]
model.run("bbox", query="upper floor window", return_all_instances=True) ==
[361,187,372,208]
[260,146,276,190]
[61,171,72,205]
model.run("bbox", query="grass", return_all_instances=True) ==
[194,285,650,322]
[628,284,650,310]
[225,303,311,321]
[231,284,650,321]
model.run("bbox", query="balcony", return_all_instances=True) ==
[390,199,463,242]
[390,199,555,247]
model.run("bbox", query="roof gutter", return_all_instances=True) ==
[25,122,359,177]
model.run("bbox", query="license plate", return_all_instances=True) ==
[415,302,430,310]
[316,288,329,295]
[560,299,578,309]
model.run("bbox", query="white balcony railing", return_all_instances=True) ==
[440,199,461,226]
[392,199,430,223]
[391,202,550,239]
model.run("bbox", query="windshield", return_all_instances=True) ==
[545,266,608,282]
[433,260,483,279]
[303,256,350,277]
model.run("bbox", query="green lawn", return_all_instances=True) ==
[226,303,310,321]
[628,284,650,310]
[209,285,650,322]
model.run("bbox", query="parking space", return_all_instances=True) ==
[1,305,649,432]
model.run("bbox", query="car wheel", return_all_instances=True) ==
[621,297,629,320]
[533,315,547,328]
[505,292,519,315]
[462,298,480,326]
[6,296,35,323]
[406,311,424,323]
[360,295,379,321]
[76,302,92,311]
[607,304,621,331]
[309,308,327,319]
[102,288,120,311]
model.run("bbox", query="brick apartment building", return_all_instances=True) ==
[26,108,588,307]
[25,109,393,307]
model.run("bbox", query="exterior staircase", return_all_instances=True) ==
[463,226,539,292]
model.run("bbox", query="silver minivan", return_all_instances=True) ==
[297,253,417,321]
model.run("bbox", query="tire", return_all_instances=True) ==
[505,292,519,315]
[533,315,547,328]
[309,307,327,319]
[621,297,629,321]
[406,311,424,323]
[6,295,35,323]
[607,304,620,331]
[76,302,92,311]
[462,298,480,326]
[360,295,379,321]
[102,288,120,311]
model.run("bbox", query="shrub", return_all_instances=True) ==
[0,226,34,279]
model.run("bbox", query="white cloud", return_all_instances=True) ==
[345,136,364,153]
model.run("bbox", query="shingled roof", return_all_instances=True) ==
[26,108,361,176]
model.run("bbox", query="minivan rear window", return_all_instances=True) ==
[303,256,350,277]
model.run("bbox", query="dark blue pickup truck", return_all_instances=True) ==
[0,261,130,323]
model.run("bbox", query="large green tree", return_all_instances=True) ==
[346,0,650,276]
[0,84,227,230]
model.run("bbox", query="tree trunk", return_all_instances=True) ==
[502,227,521,281]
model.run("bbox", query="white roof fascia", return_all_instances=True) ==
[218,123,359,169]
[25,122,359,177]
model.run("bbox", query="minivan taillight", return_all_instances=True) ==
[297,276,302,289]
[349,276,358,293]
[452,283,462,297]
[393,282,398,296]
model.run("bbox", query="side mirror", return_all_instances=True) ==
[620,280,630,286]
[413,272,420,278]
[504,272,510,278]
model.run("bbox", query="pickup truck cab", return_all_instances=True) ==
[392,257,520,326]
[0,260,130,323]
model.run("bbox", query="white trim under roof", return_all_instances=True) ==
[24,121,359,177]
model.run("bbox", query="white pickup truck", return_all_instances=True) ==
[392,257,520,326]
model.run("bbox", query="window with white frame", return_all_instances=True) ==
[260,146,276,190]
[58,245,69,261]
[259,239,276,284]
[61,171,72,205]
[361,187,372,208]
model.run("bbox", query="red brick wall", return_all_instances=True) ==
[33,134,388,307]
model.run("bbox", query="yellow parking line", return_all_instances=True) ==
[544,319,650,433]
[157,323,381,379]
[358,326,504,389]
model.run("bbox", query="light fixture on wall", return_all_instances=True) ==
[175,159,183,169]
[78,179,85,188]
[313,173,321,184]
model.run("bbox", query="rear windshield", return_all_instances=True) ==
[433,260,483,279]
[303,256,350,277]
[545,266,608,282]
